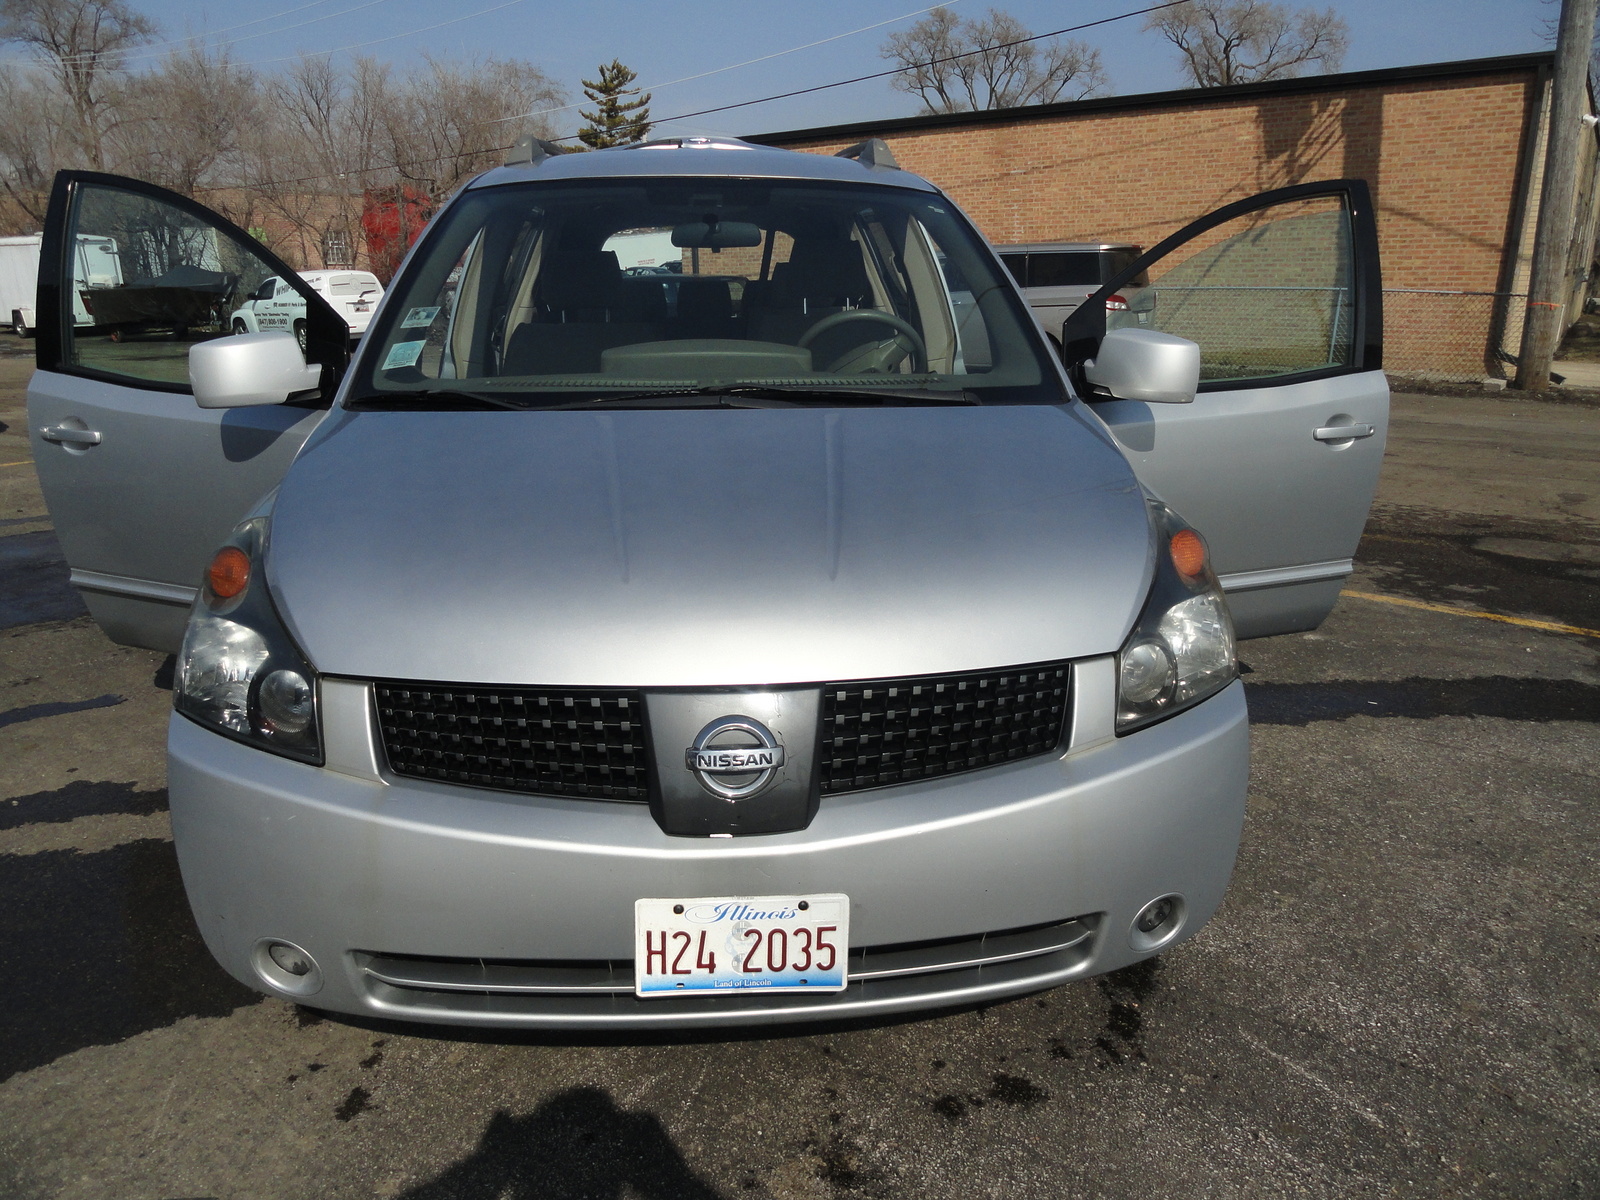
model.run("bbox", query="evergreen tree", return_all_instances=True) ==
[576,59,652,148]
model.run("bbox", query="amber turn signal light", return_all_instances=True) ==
[207,546,251,598]
[1169,529,1207,578]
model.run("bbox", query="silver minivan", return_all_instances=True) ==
[996,241,1149,346]
[28,144,1387,1028]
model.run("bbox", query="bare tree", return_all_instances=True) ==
[0,0,154,167]
[883,6,1108,113]
[109,47,258,198]
[1144,0,1348,88]
[384,54,564,194]
[0,65,75,223]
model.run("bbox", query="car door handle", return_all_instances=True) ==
[39,423,102,446]
[1313,423,1374,442]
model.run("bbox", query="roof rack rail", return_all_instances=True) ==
[835,138,900,170]
[504,135,567,167]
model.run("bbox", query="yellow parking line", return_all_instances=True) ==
[1,459,34,468]
[1341,589,1600,640]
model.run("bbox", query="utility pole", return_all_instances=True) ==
[1517,0,1599,390]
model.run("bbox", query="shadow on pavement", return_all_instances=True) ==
[396,1088,724,1199]
[0,835,258,1081]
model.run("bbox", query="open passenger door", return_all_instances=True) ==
[1061,179,1388,639]
[27,171,350,652]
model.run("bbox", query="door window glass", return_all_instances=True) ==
[1111,195,1354,384]
[66,184,287,386]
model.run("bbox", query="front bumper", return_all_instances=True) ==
[168,668,1248,1029]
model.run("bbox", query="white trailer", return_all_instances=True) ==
[0,232,122,337]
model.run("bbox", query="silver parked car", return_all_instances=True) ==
[996,241,1149,345]
[28,147,1387,1028]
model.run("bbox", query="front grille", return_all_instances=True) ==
[819,662,1070,794]
[374,683,650,801]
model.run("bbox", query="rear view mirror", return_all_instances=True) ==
[1082,327,1200,404]
[672,220,762,249]
[190,332,322,408]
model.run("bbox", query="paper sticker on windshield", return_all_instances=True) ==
[382,340,425,370]
[400,306,440,329]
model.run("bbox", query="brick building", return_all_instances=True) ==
[749,53,1599,382]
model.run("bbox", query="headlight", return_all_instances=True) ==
[175,516,322,763]
[1116,504,1238,733]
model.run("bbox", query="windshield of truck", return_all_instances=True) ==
[350,178,1061,407]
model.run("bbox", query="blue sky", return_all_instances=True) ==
[71,0,1559,137]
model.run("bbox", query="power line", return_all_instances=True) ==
[228,0,1188,192]
[117,0,399,65]
[626,0,1192,134]
[0,0,396,69]
[500,0,970,125]
[237,0,526,67]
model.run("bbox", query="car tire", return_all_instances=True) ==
[12,312,29,338]
[232,319,248,335]
[293,320,307,353]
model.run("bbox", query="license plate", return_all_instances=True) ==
[634,894,849,997]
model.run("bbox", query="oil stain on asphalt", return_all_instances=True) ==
[1359,510,1600,633]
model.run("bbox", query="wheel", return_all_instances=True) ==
[232,319,248,335]
[12,312,28,339]
[798,309,928,374]
[293,320,307,353]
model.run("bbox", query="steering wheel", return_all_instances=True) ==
[798,309,928,374]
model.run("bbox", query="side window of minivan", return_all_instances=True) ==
[1026,253,1100,288]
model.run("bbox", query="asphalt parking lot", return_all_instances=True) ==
[1,352,1597,1199]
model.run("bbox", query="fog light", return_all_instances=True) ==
[252,937,324,996]
[1128,893,1186,952]
[1136,897,1174,933]
[268,942,313,976]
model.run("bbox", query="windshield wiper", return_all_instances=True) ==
[345,389,531,411]
[534,384,982,409]
[345,383,983,412]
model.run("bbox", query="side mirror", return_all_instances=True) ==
[190,332,322,408]
[1082,327,1200,404]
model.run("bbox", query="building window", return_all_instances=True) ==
[323,229,352,267]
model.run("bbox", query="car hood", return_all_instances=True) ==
[268,404,1153,687]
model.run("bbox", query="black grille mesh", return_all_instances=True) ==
[819,663,1070,794]
[375,684,650,801]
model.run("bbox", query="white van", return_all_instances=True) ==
[231,268,383,341]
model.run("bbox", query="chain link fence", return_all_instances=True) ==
[1382,289,1529,385]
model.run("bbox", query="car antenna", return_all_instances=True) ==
[835,138,900,171]
[505,135,568,168]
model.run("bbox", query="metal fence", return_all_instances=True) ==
[1381,288,1527,385]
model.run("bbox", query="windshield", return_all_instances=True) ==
[350,178,1061,406]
